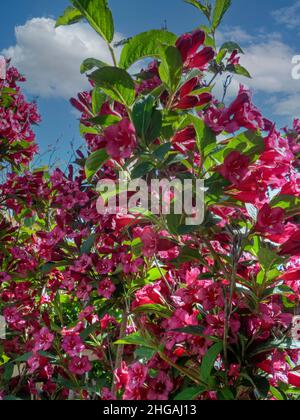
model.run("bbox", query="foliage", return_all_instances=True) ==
[1,0,300,401]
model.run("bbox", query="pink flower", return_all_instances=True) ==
[33,327,54,352]
[205,85,264,134]
[105,118,137,159]
[98,278,116,299]
[27,354,48,374]
[140,226,158,257]
[71,254,92,273]
[69,356,92,375]
[62,334,85,357]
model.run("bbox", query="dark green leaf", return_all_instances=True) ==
[88,114,121,127]
[85,149,109,179]
[174,386,206,400]
[159,45,183,93]
[80,234,96,255]
[253,376,270,399]
[200,342,223,384]
[132,96,162,143]
[133,304,173,318]
[135,347,156,362]
[131,161,154,179]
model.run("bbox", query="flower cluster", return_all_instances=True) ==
[0,0,300,401]
[0,61,39,168]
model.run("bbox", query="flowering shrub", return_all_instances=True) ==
[1,0,300,401]
[0,61,39,169]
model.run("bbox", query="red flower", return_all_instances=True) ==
[69,356,92,375]
[62,334,85,357]
[97,278,116,299]
[33,327,54,352]
[176,30,205,63]
[215,151,250,185]
[255,204,285,236]
[281,230,300,256]
[205,85,264,134]
[288,372,300,388]
[105,118,137,159]
[176,30,214,70]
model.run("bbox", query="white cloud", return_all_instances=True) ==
[2,18,123,98]
[272,1,300,29]
[215,28,300,118]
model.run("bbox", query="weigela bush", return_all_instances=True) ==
[0,61,39,169]
[1,0,300,400]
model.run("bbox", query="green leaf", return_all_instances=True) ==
[119,30,177,69]
[85,149,109,180]
[212,0,232,30]
[90,66,135,106]
[88,114,121,127]
[135,347,156,362]
[200,342,223,385]
[80,58,107,74]
[271,195,300,217]
[249,337,300,357]
[132,96,162,143]
[91,88,107,114]
[252,376,270,399]
[270,386,287,401]
[71,0,114,43]
[220,41,244,54]
[173,326,220,342]
[153,143,171,161]
[258,246,282,272]
[146,267,167,282]
[133,96,155,138]
[190,115,216,157]
[133,304,173,318]
[174,386,206,401]
[173,326,205,337]
[56,6,83,27]
[115,332,153,348]
[159,45,183,93]
[131,161,155,179]
[218,388,235,400]
[227,63,251,78]
[80,234,96,255]
[184,0,211,20]
[3,364,14,382]
[173,246,203,263]
[166,213,183,235]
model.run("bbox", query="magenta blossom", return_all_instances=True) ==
[105,118,137,159]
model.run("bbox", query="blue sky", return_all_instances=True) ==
[1,0,300,167]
